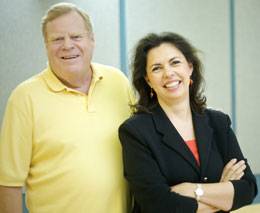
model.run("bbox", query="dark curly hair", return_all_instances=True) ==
[131,32,206,114]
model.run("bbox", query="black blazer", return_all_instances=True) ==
[119,105,257,213]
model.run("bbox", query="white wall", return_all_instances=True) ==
[236,0,260,173]
[0,0,46,123]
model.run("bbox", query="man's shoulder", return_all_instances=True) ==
[8,71,45,102]
[13,72,42,91]
[92,62,121,72]
[92,63,128,80]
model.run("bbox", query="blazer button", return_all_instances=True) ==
[203,177,208,182]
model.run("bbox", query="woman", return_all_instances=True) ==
[119,32,257,213]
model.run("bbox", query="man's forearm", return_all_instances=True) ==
[0,185,23,213]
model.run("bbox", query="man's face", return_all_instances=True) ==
[45,11,94,81]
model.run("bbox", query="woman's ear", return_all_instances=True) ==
[188,62,193,76]
[145,76,151,87]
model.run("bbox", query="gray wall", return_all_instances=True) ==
[0,0,121,122]
[236,0,260,173]
[0,0,259,174]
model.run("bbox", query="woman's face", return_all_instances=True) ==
[145,42,193,106]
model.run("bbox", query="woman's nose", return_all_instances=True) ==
[164,66,175,77]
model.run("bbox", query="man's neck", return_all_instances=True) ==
[55,67,93,94]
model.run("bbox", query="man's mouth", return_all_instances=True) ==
[61,55,79,60]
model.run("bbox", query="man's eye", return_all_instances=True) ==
[71,35,83,40]
[49,37,64,44]
[54,37,63,41]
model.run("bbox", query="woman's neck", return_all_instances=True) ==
[159,97,192,121]
[159,97,195,141]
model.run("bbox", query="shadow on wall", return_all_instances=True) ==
[254,174,260,203]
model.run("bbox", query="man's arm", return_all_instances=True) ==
[0,185,23,213]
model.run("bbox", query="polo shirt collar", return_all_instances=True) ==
[91,63,103,83]
[42,66,65,92]
[42,63,104,92]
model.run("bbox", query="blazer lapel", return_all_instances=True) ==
[152,105,200,174]
[192,111,213,177]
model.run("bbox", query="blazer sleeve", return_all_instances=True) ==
[119,120,198,213]
[209,110,258,210]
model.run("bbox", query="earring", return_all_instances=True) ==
[150,88,154,98]
[190,79,193,86]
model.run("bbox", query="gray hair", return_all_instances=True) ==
[41,2,93,42]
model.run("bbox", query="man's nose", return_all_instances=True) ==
[63,36,74,49]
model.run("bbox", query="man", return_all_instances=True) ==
[0,3,134,213]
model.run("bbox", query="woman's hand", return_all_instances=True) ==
[170,159,246,212]
[197,202,219,213]
[170,182,195,198]
[170,183,219,212]
[220,158,246,182]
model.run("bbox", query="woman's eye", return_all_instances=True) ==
[171,60,180,65]
[152,67,160,72]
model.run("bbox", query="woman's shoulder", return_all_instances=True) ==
[204,108,231,128]
[121,112,153,127]
[119,112,156,134]
[204,108,227,117]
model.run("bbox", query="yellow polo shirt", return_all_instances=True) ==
[0,63,134,213]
